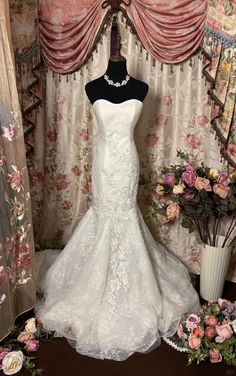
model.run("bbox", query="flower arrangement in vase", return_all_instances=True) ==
[144,150,236,248]
[141,150,236,301]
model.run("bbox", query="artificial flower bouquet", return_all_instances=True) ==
[0,317,51,375]
[145,150,236,247]
[165,299,236,365]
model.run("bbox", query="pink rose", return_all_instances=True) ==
[195,115,209,128]
[203,95,210,105]
[9,170,22,192]
[228,143,236,155]
[2,124,17,141]
[191,250,200,262]
[80,129,89,141]
[54,174,71,190]
[186,314,200,330]
[216,5,225,14]
[145,133,159,148]
[30,171,43,187]
[16,243,32,270]
[0,348,11,362]
[54,112,63,124]
[62,200,73,210]
[155,114,168,127]
[47,129,57,142]
[164,172,175,186]
[205,326,216,338]
[217,173,230,186]
[213,183,230,198]
[186,164,195,172]
[194,177,212,191]
[25,339,39,352]
[192,326,204,338]
[166,202,180,220]
[71,165,83,176]
[188,334,201,349]
[182,171,197,187]
[183,191,195,200]
[57,95,66,104]
[17,331,35,343]
[176,323,183,339]
[205,315,218,326]
[162,96,172,106]
[216,323,233,341]
[209,350,222,363]
[81,182,92,193]
[185,133,201,149]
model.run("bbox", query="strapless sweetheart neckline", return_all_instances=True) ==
[92,98,143,107]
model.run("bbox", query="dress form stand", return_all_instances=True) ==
[85,14,148,104]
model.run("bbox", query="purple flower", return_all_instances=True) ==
[182,170,197,187]
[186,314,200,331]
[217,173,230,186]
[220,301,236,317]
[164,172,175,187]
[0,348,11,362]
[185,164,195,172]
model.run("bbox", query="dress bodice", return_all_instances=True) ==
[91,99,143,214]
[92,99,143,142]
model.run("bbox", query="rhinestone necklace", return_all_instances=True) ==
[104,74,130,87]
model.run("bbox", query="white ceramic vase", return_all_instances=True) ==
[200,235,232,302]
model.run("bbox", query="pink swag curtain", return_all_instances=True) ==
[39,0,208,73]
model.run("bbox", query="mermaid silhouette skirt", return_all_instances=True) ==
[35,99,200,361]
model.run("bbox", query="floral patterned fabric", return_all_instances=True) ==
[203,0,236,167]
[0,0,35,341]
[29,16,236,282]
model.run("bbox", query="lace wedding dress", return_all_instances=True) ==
[36,99,200,361]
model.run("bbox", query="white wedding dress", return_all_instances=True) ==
[36,99,200,361]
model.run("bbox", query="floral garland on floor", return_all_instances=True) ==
[0,318,52,375]
[164,299,236,365]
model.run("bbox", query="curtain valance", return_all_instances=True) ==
[39,0,208,73]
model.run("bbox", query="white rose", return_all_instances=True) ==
[25,318,37,334]
[2,351,24,375]
[173,184,184,195]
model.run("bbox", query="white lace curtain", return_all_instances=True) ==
[30,17,236,282]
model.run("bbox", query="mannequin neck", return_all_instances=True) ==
[105,58,128,81]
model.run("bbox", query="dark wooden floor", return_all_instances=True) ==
[15,278,236,376]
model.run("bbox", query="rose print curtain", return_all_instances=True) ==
[0,1,35,340]
[29,15,236,282]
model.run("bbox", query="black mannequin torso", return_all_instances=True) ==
[85,58,149,104]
